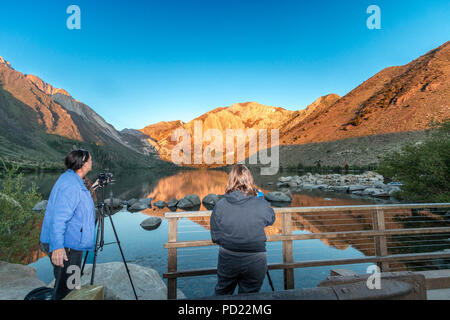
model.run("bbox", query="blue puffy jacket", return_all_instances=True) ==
[40,169,96,252]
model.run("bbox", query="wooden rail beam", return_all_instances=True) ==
[164,227,450,249]
[163,251,450,279]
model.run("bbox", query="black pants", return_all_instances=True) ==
[40,242,83,300]
[215,247,267,296]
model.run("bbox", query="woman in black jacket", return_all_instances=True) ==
[210,164,276,295]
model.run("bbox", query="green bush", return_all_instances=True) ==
[377,120,450,202]
[0,159,43,263]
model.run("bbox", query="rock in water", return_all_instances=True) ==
[184,194,201,206]
[202,193,219,206]
[0,261,46,300]
[63,285,104,300]
[167,198,178,207]
[128,202,148,212]
[127,198,138,208]
[264,191,292,202]
[105,198,123,208]
[104,198,124,214]
[177,198,194,209]
[140,217,162,231]
[153,201,167,209]
[138,198,152,208]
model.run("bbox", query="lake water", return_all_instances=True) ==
[26,168,449,298]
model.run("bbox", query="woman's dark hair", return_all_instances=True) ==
[83,177,97,203]
[65,149,90,171]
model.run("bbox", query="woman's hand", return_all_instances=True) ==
[51,248,68,267]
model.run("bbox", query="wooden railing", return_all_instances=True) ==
[163,203,450,299]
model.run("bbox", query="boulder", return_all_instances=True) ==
[348,185,369,192]
[177,198,194,209]
[128,202,148,212]
[264,191,292,203]
[372,190,390,198]
[361,188,380,196]
[138,198,152,208]
[0,261,46,300]
[78,262,186,300]
[32,200,47,212]
[288,181,298,188]
[202,193,220,206]
[63,285,104,300]
[333,186,349,193]
[278,176,292,183]
[140,217,162,231]
[373,182,386,188]
[299,183,316,190]
[184,194,201,207]
[104,198,124,214]
[153,201,167,209]
[104,198,123,209]
[167,198,178,207]
[361,188,389,197]
[127,198,138,208]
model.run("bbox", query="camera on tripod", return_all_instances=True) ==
[97,172,113,188]
[81,170,138,299]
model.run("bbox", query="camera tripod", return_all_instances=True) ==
[80,178,138,300]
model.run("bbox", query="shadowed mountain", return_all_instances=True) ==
[0,57,174,170]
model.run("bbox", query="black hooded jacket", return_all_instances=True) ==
[210,190,276,253]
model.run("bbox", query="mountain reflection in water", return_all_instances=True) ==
[26,169,449,293]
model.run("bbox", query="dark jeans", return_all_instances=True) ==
[215,247,267,296]
[40,242,83,300]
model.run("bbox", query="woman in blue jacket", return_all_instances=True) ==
[39,149,97,300]
[210,164,275,295]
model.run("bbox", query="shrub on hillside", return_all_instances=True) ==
[0,160,43,263]
[377,120,450,202]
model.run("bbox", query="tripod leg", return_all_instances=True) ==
[90,216,102,285]
[266,270,275,291]
[81,250,89,276]
[108,215,139,300]
[81,218,99,276]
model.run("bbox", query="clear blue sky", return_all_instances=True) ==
[0,0,449,130]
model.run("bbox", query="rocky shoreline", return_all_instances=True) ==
[0,261,184,300]
[275,171,402,199]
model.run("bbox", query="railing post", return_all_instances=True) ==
[282,212,294,290]
[372,208,389,272]
[167,217,179,299]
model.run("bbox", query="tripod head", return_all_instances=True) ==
[97,171,114,188]
[95,170,116,217]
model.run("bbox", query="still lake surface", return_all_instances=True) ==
[27,167,442,298]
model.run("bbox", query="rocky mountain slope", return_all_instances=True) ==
[0,57,169,170]
[138,41,449,167]
[280,41,450,145]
